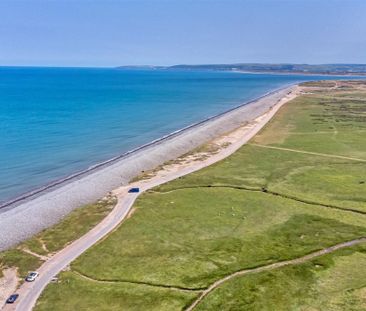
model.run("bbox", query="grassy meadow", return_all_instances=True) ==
[33,81,366,310]
[35,271,198,311]
[196,244,366,311]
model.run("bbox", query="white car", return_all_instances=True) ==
[25,271,39,282]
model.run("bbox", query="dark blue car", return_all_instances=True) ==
[128,187,140,193]
[6,294,19,304]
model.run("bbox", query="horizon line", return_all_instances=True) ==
[1,62,366,69]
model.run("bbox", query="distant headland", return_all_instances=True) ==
[117,63,366,75]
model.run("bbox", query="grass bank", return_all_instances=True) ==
[0,195,116,280]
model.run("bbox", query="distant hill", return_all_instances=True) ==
[116,65,166,70]
[169,63,366,75]
[117,63,366,75]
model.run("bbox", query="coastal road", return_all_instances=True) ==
[4,87,298,311]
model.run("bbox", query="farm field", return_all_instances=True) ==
[34,81,366,310]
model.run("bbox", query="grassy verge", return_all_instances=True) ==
[131,139,225,183]
[0,195,116,279]
[0,250,42,279]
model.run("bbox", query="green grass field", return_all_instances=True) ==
[35,81,366,310]
[195,244,366,311]
[35,271,198,311]
[70,189,366,289]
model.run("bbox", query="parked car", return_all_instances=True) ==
[128,187,140,193]
[25,271,39,282]
[6,294,19,304]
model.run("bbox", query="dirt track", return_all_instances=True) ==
[250,143,366,162]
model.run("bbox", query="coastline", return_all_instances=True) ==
[0,83,294,211]
[0,84,297,251]
[7,84,300,311]
[231,69,366,77]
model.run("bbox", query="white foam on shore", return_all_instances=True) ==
[0,85,295,250]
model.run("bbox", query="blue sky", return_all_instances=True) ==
[1,0,365,67]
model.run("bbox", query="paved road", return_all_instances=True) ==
[3,87,297,311]
[8,192,138,311]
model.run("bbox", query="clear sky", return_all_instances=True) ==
[1,0,365,67]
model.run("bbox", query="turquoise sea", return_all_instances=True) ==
[0,67,350,202]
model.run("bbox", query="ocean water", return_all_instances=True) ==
[0,67,349,202]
